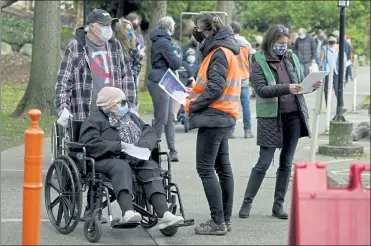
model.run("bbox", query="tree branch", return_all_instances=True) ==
[1,0,18,10]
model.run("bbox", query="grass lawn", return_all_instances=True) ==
[1,82,153,151]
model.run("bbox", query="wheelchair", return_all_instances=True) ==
[45,119,194,243]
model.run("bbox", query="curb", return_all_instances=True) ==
[327,171,348,187]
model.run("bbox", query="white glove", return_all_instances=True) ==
[57,108,72,127]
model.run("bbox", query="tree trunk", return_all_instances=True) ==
[116,0,125,18]
[27,0,33,11]
[216,0,234,25]
[75,0,84,29]
[12,1,61,117]
[234,1,244,24]
[143,0,167,88]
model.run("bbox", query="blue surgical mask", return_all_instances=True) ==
[117,104,129,117]
[127,29,133,39]
[273,43,288,56]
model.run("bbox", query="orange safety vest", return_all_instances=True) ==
[237,46,250,81]
[185,47,241,119]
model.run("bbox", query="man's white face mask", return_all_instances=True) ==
[99,25,113,42]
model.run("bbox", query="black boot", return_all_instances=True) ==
[272,169,291,220]
[239,169,266,218]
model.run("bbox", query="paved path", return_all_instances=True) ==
[1,67,369,245]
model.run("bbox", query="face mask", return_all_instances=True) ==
[127,29,133,39]
[132,22,139,30]
[328,41,336,46]
[117,104,129,117]
[187,55,196,64]
[273,43,287,56]
[99,25,113,42]
[299,34,306,39]
[318,35,325,41]
[193,29,204,43]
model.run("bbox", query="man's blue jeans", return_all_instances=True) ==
[240,86,252,130]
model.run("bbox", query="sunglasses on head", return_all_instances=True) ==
[277,26,290,35]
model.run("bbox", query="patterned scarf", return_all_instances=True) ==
[102,108,142,145]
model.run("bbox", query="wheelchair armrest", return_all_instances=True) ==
[66,141,84,149]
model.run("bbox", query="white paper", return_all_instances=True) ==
[56,108,71,127]
[158,69,189,105]
[298,71,329,94]
[345,60,352,67]
[121,142,151,160]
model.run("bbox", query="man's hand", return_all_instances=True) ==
[313,80,322,89]
[289,84,303,94]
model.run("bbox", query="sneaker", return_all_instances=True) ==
[80,208,109,224]
[120,210,142,224]
[226,222,232,232]
[158,211,184,229]
[244,129,254,139]
[169,149,179,162]
[194,219,227,235]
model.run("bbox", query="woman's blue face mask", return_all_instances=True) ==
[127,29,133,39]
[117,103,129,117]
[273,43,288,56]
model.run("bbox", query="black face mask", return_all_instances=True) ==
[328,41,336,46]
[193,28,204,43]
[132,23,138,30]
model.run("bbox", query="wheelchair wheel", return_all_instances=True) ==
[45,155,82,234]
[84,216,102,243]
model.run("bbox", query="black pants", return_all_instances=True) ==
[254,112,302,174]
[196,127,234,224]
[94,158,165,201]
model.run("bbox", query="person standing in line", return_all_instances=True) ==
[314,30,328,65]
[229,21,254,139]
[147,16,182,162]
[294,28,317,77]
[185,13,241,235]
[126,12,145,59]
[115,19,142,113]
[238,25,322,220]
[55,9,137,223]
[250,35,263,99]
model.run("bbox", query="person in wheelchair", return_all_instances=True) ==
[78,87,184,229]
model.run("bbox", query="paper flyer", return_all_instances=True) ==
[158,69,189,105]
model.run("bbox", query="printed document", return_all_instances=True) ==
[121,142,151,160]
[158,69,189,105]
[57,108,72,127]
[298,71,329,94]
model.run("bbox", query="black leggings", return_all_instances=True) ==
[196,127,234,224]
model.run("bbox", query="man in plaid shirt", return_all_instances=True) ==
[55,9,137,123]
[55,9,137,224]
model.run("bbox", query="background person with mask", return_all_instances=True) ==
[126,12,145,58]
[185,13,241,235]
[238,25,322,221]
[55,8,137,223]
[147,16,182,162]
[294,28,317,76]
[181,34,198,75]
[315,30,328,65]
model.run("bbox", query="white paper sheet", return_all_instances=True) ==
[158,69,189,105]
[298,71,329,94]
[56,108,71,127]
[121,142,151,160]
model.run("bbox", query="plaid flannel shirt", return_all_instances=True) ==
[55,33,136,121]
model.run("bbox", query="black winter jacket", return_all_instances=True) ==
[148,28,182,83]
[250,53,311,148]
[188,26,240,129]
[79,109,157,161]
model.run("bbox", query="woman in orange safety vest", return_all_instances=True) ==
[184,13,241,235]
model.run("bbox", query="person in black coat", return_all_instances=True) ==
[79,87,184,230]
[185,13,240,235]
[238,25,322,220]
[147,16,182,162]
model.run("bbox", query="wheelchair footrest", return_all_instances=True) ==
[111,218,140,229]
[175,219,194,227]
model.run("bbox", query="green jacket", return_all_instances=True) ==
[253,50,301,117]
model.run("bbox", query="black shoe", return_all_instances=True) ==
[169,149,179,162]
[194,220,227,235]
[272,207,289,220]
[238,203,251,219]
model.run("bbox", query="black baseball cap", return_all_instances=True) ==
[86,9,118,25]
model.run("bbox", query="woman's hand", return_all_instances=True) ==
[313,80,322,89]
[289,84,303,94]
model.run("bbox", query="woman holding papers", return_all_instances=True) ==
[185,13,241,235]
[79,87,184,229]
[238,25,322,220]
[147,16,182,162]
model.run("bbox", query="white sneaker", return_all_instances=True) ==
[158,211,184,230]
[122,210,142,223]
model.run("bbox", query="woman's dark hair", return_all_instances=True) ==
[261,25,290,57]
[194,13,224,32]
